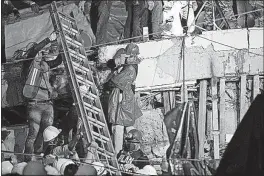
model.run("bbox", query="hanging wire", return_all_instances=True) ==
[4,8,263,51]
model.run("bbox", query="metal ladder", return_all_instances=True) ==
[49,2,120,175]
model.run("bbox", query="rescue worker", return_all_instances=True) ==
[43,126,82,159]
[106,43,143,154]
[165,1,198,36]
[95,0,112,45]
[124,0,149,42]
[147,0,163,40]
[117,129,150,175]
[22,32,63,162]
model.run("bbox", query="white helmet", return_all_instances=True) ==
[43,126,62,142]
[53,158,75,175]
[136,165,157,175]
[92,162,107,176]
[2,161,13,175]
[12,162,27,175]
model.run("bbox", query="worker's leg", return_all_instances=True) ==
[24,104,42,162]
[151,1,163,39]
[1,19,6,63]
[112,124,124,154]
[96,1,112,45]
[132,5,143,42]
[34,103,54,153]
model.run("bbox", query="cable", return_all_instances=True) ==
[196,35,264,56]
[5,7,263,51]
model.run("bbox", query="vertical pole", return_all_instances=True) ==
[239,75,247,122]
[219,78,226,144]
[182,37,188,102]
[211,78,220,159]
[198,80,207,159]
[253,75,260,100]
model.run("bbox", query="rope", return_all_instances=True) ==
[1,150,219,162]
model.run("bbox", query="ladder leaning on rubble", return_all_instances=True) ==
[49,2,121,175]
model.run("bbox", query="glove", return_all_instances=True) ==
[12,8,20,19]
[49,32,57,42]
[148,1,155,10]
[30,2,40,13]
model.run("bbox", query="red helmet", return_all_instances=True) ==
[125,43,140,56]
[126,129,143,143]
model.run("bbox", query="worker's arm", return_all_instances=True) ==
[68,133,81,151]
[46,54,63,69]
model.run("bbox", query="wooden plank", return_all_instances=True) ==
[211,78,220,159]
[169,91,176,109]
[219,78,226,144]
[239,75,247,122]
[198,80,207,159]
[163,91,171,114]
[181,84,188,103]
[206,110,213,140]
[253,75,260,100]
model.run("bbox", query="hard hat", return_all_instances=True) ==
[1,161,13,175]
[92,162,107,176]
[75,164,97,176]
[53,158,75,175]
[43,126,62,142]
[113,48,126,60]
[23,161,47,175]
[126,129,143,143]
[125,43,140,56]
[11,162,27,175]
[136,165,157,175]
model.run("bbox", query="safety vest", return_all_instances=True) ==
[23,59,50,99]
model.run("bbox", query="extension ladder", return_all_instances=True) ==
[49,2,120,175]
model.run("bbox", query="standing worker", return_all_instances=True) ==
[22,32,63,162]
[147,0,163,40]
[106,43,143,154]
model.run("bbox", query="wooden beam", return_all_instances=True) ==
[198,80,207,159]
[163,91,171,114]
[211,78,220,159]
[206,110,213,140]
[219,78,226,144]
[239,75,247,122]
[253,75,260,100]
[169,91,176,109]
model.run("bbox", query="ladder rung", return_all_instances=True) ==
[62,26,78,36]
[97,147,114,157]
[92,131,110,143]
[65,36,82,49]
[61,23,78,34]
[58,12,75,24]
[65,35,82,46]
[84,102,100,114]
[76,75,93,86]
[73,62,91,74]
[80,86,97,98]
[87,117,105,128]
[68,48,86,60]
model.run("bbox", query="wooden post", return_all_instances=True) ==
[240,75,247,122]
[169,91,176,109]
[163,91,171,114]
[206,110,212,140]
[211,78,220,159]
[219,78,225,144]
[253,75,260,100]
[198,80,207,159]
[181,84,188,103]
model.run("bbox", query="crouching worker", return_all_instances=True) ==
[117,129,150,175]
[43,126,82,161]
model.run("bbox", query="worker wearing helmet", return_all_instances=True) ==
[117,129,150,175]
[42,125,82,164]
[106,43,143,154]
